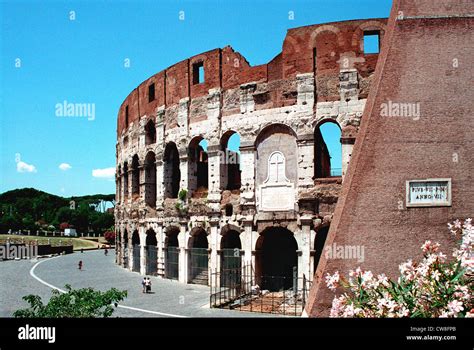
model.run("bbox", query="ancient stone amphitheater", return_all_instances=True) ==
[114,18,387,291]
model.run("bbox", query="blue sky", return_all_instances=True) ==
[0,0,392,196]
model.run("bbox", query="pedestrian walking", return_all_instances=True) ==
[145,277,152,293]
[141,277,146,293]
[78,260,83,270]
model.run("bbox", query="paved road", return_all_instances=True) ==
[0,250,276,318]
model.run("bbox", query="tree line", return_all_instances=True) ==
[0,188,115,235]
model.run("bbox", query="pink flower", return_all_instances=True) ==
[325,271,340,291]
[447,300,464,316]
[421,240,440,254]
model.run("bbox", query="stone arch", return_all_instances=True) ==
[255,226,298,291]
[309,24,344,49]
[314,119,342,178]
[144,151,156,208]
[164,226,180,280]
[313,225,329,274]
[131,155,140,197]
[131,229,140,272]
[188,227,209,285]
[220,130,241,191]
[220,224,242,288]
[145,119,156,145]
[188,136,208,198]
[145,228,157,275]
[163,142,181,199]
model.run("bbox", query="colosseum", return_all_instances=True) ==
[114,18,387,293]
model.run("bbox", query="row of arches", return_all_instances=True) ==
[118,121,342,205]
[117,225,330,291]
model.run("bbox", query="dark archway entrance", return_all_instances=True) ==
[220,228,242,287]
[145,229,157,275]
[144,152,156,208]
[132,230,140,272]
[188,228,209,285]
[188,137,208,198]
[164,142,180,199]
[256,227,298,291]
[165,226,179,280]
[314,226,329,273]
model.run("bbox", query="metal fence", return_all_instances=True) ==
[165,247,179,280]
[210,265,312,316]
[132,245,140,272]
[330,168,342,176]
[189,248,209,285]
[146,245,158,275]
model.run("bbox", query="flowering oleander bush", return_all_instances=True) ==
[326,219,473,318]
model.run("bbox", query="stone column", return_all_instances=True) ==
[299,215,313,288]
[297,135,315,189]
[178,219,188,284]
[156,106,165,208]
[207,145,222,213]
[139,225,146,275]
[239,143,256,212]
[179,152,189,194]
[209,217,220,287]
[241,215,254,285]
[156,222,164,278]
[128,227,133,271]
[341,137,355,180]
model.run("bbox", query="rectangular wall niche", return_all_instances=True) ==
[406,178,452,207]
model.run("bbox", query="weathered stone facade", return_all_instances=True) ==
[114,18,387,289]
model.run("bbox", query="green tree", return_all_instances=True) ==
[13,285,127,318]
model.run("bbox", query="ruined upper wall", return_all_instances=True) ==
[117,18,388,136]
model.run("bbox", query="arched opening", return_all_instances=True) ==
[188,137,208,198]
[144,152,156,208]
[314,121,342,178]
[145,228,157,275]
[188,227,209,285]
[164,226,179,280]
[131,155,140,198]
[314,226,329,273]
[122,229,129,268]
[220,131,241,191]
[131,230,140,272]
[255,227,298,291]
[145,120,156,145]
[163,142,181,199]
[123,162,129,199]
[220,228,242,287]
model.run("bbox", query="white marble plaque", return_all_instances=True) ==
[406,178,451,207]
[259,151,295,211]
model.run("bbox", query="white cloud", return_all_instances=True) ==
[59,163,72,171]
[17,161,37,173]
[92,167,115,179]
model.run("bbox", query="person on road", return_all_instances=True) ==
[78,260,83,270]
[145,277,152,293]
[104,248,108,256]
[141,277,146,293]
